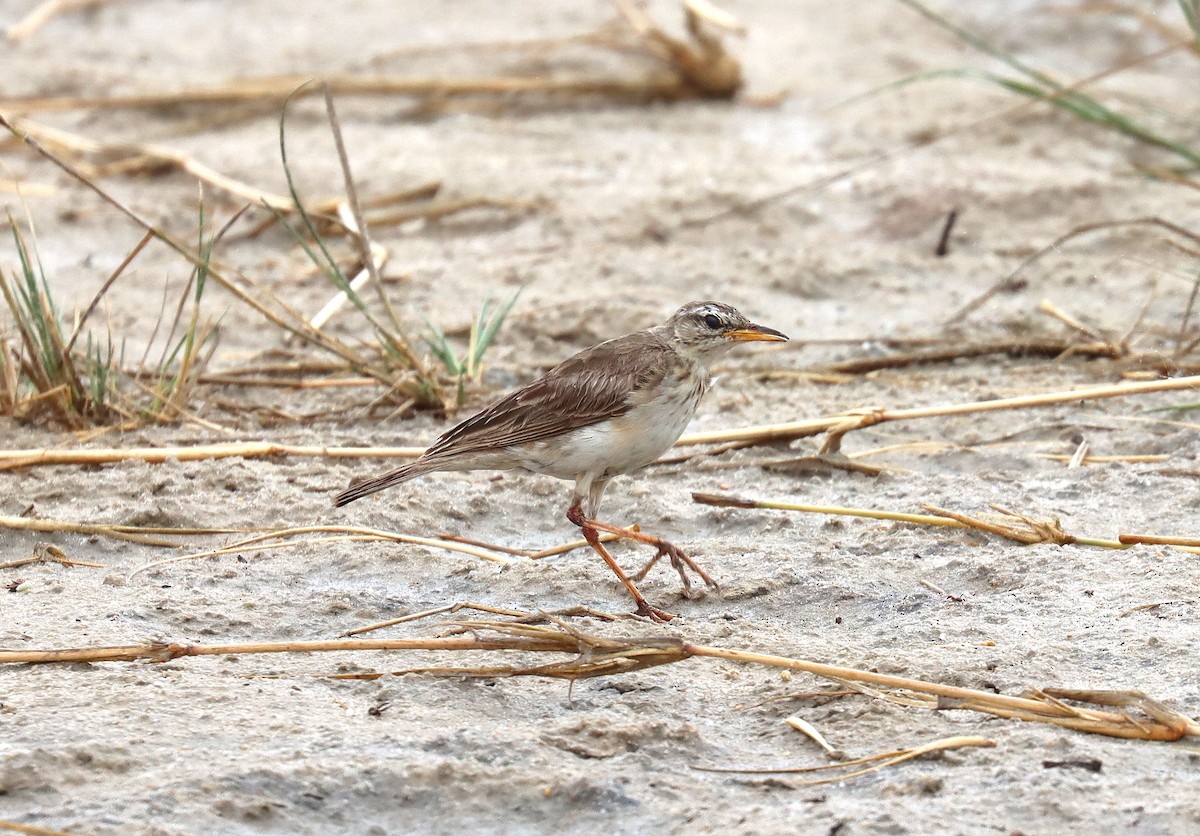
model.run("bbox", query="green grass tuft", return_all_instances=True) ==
[421,287,524,406]
[889,0,1200,171]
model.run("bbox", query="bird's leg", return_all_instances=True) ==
[579,518,720,596]
[566,501,676,623]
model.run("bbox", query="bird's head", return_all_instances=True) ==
[665,300,789,364]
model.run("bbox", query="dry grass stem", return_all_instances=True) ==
[1036,453,1169,464]
[0,442,424,471]
[5,117,298,210]
[0,3,742,114]
[344,602,618,637]
[434,534,538,558]
[1118,532,1200,547]
[0,818,79,836]
[693,735,994,787]
[7,376,1198,472]
[818,338,1125,374]
[63,230,154,355]
[305,248,378,332]
[0,514,199,547]
[3,621,1194,741]
[692,492,1175,552]
[0,543,103,570]
[433,530,635,562]
[688,642,1200,740]
[317,87,426,383]
[1038,299,1104,339]
[129,524,515,576]
[693,492,968,529]
[918,579,949,596]
[1075,436,1094,470]
[364,197,541,228]
[921,503,1081,546]
[674,374,1200,453]
[0,113,450,405]
[5,118,518,240]
[344,602,535,636]
[529,526,639,559]
[196,374,377,389]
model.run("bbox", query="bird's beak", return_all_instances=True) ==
[726,323,789,342]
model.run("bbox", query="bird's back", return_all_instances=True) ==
[423,326,680,461]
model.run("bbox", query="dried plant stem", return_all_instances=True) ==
[0,514,195,547]
[321,88,425,377]
[2,622,1194,741]
[693,492,967,528]
[0,114,434,398]
[0,442,424,471]
[529,526,638,559]
[195,374,376,388]
[675,374,1200,451]
[693,493,1132,550]
[345,602,535,636]
[63,230,154,354]
[1035,453,1168,464]
[0,818,79,836]
[1118,600,1197,618]
[694,735,994,786]
[685,643,1199,740]
[6,376,1199,472]
[129,524,514,576]
[0,543,103,569]
[818,338,1123,374]
[0,76,690,113]
[0,636,501,664]
[1119,533,1200,548]
[344,601,618,637]
[7,117,298,210]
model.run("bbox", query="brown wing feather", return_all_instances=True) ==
[424,330,674,459]
[333,329,677,506]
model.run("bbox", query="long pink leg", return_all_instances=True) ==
[579,518,719,594]
[566,502,676,622]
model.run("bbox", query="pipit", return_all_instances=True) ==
[334,300,788,621]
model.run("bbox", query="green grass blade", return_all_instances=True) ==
[1182,0,1200,50]
[893,0,1059,88]
[419,315,462,376]
[892,0,1200,169]
[474,285,524,367]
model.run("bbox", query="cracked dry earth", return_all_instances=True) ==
[2,1,1200,834]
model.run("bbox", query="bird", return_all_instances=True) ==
[334,300,789,621]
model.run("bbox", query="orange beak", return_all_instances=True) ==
[726,323,789,342]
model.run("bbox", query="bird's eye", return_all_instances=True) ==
[703,313,722,330]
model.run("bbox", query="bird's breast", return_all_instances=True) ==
[600,367,708,475]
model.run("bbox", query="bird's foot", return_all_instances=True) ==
[633,538,720,596]
[633,602,678,623]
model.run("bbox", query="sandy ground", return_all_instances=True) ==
[3,1,1200,833]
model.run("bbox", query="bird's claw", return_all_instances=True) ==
[634,540,720,596]
[633,602,678,623]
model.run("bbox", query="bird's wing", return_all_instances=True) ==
[423,331,676,458]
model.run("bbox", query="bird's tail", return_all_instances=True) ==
[332,459,437,507]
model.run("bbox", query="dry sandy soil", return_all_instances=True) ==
[2,1,1200,833]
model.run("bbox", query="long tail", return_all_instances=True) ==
[332,459,438,507]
